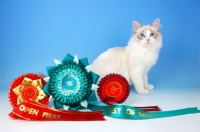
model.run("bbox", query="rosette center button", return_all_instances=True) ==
[22,86,39,101]
[62,75,77,91]
[106,81,122,97]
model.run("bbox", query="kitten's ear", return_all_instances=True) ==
[132,21,142,31]
[151,18,160,29]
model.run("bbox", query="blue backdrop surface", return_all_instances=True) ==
[0,0,200,91]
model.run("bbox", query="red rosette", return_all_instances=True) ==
[97,73,130,105]
[8,73,49,108]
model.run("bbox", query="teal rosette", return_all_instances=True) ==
[43,54,99,110]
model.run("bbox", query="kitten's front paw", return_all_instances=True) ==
[145,84,154,90]
[136,89,149,95]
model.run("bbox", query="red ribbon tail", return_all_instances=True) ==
[9,101,105,121]
[134,106,161,112]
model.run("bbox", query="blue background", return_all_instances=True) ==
[0,0,200,91]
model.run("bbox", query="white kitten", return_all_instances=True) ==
[92,18,162,95]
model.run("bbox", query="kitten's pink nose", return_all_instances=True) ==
[146,38,150,42]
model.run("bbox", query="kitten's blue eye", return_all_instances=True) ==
[140,33,145,38]
[150,33,155,37]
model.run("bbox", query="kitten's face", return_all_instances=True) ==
[132,19,162,48]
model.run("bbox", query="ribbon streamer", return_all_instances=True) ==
[9,101,105,121]
[88,103,200,120]
[134,106,161,112]
[9,95,200,121]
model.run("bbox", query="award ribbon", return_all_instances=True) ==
[98,73,130,105]
[9,100,105,121]
[8,73,49,108]
[88,103,200,120]
[43,54,100,110]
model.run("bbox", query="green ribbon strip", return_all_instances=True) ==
[88,102,200,120]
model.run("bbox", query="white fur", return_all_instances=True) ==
[92,19,162,95]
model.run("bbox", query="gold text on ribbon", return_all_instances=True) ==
[42,112,61,119]
[19,105,39,116]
